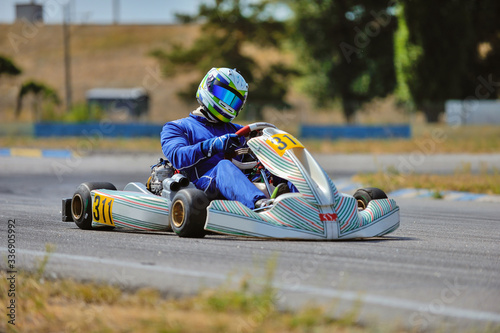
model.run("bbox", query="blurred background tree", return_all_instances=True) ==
[395,0,500,122]
[151,0,296,120]
[0,55,23,117]
[1,1,496,125]
[16,80,61,121]
[284,0,397,123]
[0,55,22,77]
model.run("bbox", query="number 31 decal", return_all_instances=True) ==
[267,134,304,156]
[93,193,115,226]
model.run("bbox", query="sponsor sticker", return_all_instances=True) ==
[319,213,337,222]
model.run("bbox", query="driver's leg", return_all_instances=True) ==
[194,160,266,209]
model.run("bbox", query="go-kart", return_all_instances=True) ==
[61,122,400,239]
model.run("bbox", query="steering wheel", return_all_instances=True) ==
[235,122,277,139]
[230,122,277,170]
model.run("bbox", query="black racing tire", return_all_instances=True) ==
[170,188,209,238]
[353,187,388,210]
[71,182,117,230]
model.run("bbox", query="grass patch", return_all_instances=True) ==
[304,124,500,154]
[0,250,373,332]
[2,248,498,333]
[354,164,500,195]
[0,270,375,333]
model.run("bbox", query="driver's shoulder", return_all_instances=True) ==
[228,122,244,131]
[164,115,196,128]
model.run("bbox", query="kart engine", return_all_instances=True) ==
[148,159,174,195]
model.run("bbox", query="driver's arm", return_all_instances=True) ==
[160,122,207,171]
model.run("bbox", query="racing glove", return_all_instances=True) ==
[201,133,244,158]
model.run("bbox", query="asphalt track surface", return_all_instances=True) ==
[1,154,499,331]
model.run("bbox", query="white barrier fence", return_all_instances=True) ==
[445,100,500,125]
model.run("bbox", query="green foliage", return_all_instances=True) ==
[393,7,420,107]
[396,0,500,122]
[286,0,397,122]
[431,190,444,199]
[203,278,275,314]
[16,80,61,120]
[0,55,22,76]
[62,103,104,122]
[150,0,296,120]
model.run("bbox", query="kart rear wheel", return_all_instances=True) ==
[72,182,116,230]
[170,189,209,238]
[353,187,387,210]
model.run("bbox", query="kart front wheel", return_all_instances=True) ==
[170,189,209,238]
[72,182,116,230]
[353,187,387,210]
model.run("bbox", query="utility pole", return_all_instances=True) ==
[113,0,119,25]
[63,1,72,112]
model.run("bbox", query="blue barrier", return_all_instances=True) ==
[300,124,411,139]
[32,123,410,139]
[34,122,163,137]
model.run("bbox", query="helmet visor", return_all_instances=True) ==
[211,81,244,112]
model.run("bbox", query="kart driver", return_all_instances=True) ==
[161,67,284,209]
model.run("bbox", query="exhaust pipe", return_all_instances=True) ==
[171,174,189,187]
[164,174,190,191]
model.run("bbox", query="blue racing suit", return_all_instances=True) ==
[161,113,266,209]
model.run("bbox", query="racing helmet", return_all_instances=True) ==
[196,67,248,123]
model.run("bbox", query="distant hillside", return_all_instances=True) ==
[0,23,407,125]
[0,23,203,122]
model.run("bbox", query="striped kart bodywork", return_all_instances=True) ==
[91,189,170,231]
[335,193,400,238]
[205,128,400,240]
[207,195,332,239]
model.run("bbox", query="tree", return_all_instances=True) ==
[16,80,60,120]
[150,0,296,120]
[285,0,397,122]
[395,0,500,122]
[0,55,22,77]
